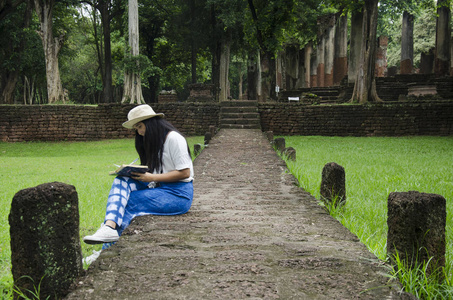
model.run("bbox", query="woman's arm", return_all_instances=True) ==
[131,168,190,183]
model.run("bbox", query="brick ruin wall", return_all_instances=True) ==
[1,101,452,142]
[259,101,453,136]
[0,103,220,142]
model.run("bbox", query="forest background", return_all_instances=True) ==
[0,0,450,106]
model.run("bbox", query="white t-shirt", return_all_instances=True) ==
[159,131,194,182]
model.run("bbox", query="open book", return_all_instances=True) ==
[109,164,149,177]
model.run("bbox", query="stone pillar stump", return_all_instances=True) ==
[283,147,296,161]
[273,137,285,153]
[387,191,446,277]
[194,143,202,156]
[9,182,83,299]
[204,132,212,145]
[320,162,346,206]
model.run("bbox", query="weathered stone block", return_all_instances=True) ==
[204,132,212,145]
[387,191,446,277]
[266,131,274,142]
[282,147,296,161]
[9,182,83,299]
[209,125,217,137]
[194,143,202,156]
[273,137,285,153]
[320,162,346,206]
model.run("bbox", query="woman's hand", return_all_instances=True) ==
[131,168,190,183]
[131,172,155,182]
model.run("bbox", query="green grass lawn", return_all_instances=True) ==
[1,135,452,299]
[0,137,203,297]
[279,135,453,299]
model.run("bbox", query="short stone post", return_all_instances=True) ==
[320,162,346,207]
[282,147,296,161]
[266,131,274,143]
[209,125,216,137]
[387,191,446,278]
[9,182,83,299]
[194,143,202,156]
[273,137,285,153]
[204,132,212,145]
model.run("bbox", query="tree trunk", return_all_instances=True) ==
[247,50,260,100]
[219,31,231,101]
[350,0,382,103]
[246,0,276,101]
[316,30,325,87]
[190,0,197,84]
[2,70,19,104]
[265,52,276,100]
[400,11,414,74]
[304,42,313,88]
[34,0,65,104]
[348,9,363,85]
[24,76,35,104]
[100,0,113,103]
[209,4,220,102]
[434,0,451,77]
[238,62,243,99]
[122,0,144,104]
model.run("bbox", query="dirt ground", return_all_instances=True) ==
[66,129,416,299]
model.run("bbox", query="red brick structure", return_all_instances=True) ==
[375,36,388,77]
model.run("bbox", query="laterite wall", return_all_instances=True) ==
[259,101,453,136]
[1,101,452,142]
[0,103,220,142]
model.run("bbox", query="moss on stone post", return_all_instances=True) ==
[387,191,446,279]
[9,182,83,299]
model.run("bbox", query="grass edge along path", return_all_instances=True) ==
[279,135,453,299]
[0,137,204,299]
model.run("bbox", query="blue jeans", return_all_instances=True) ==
[102,176,193,249]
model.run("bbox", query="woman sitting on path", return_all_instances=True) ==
[83,104,194,249]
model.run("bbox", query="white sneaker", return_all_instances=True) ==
[83,224,119,244]
[83,250,102,265]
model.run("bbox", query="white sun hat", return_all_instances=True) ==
[122,104,165,129]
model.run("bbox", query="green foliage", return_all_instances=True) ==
[245,0,302,55]
[0,0,450,104]
[122,54,161,84]
[12,275,49,300]
[0,1,46,104]
[380,5,437,68]
[388,251,453,299]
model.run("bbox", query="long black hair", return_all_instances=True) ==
[135,117,189,173]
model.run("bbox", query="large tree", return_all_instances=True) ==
[350,0,382,103]
[246,0,298,101]
[0,0,33,103]
[34,0,66,103]
[122,0,144,104]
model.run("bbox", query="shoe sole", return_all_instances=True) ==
[83,237,119,245]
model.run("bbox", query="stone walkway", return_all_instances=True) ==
[66,129,410,299]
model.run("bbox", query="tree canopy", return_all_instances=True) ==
[0,0,450,104]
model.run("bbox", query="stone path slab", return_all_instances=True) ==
[66,129,409,299]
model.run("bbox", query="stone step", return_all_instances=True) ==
[220,106,258,113]
[220,118,261,126]
[220,100,258,107]
[220,123,261,129]
[220,112,260,119]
